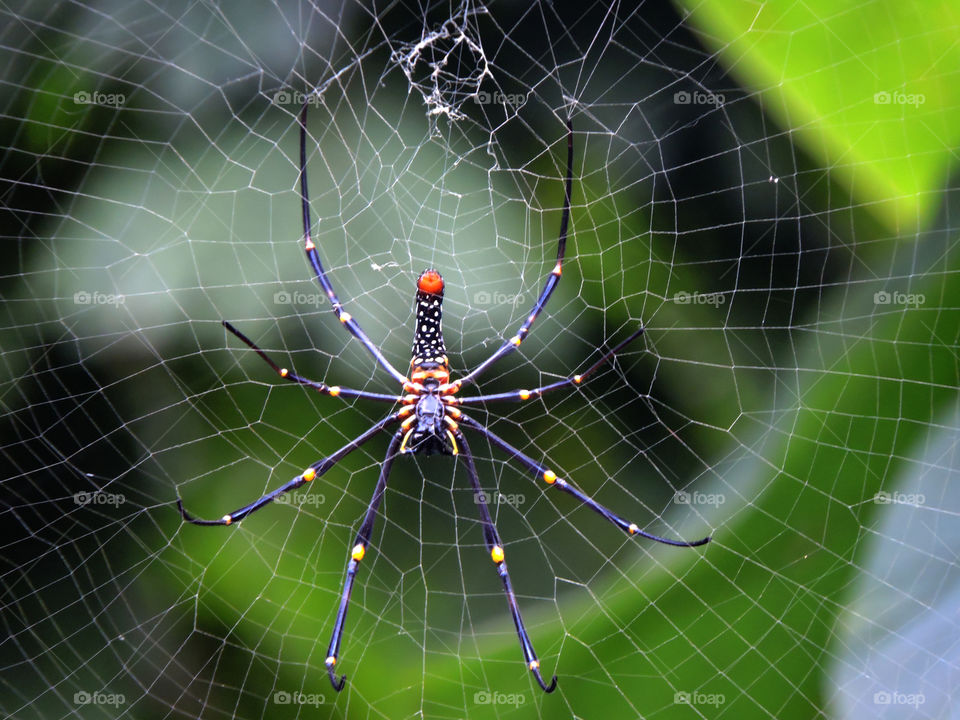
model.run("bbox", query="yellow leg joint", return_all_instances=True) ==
[529,660,540,670]
[325,656,336,667]
[491,545,504,564]
[328,386,341,397]
[628,523,639,535]
[573,374,582,384]
[302,467,316,482]
[543,470,557,484]
[446,431,459,455]
[352,543,366,561]
[339,312,352,324]
[279,368,289,377]
[222,514,232,525]
[510,335,522,346]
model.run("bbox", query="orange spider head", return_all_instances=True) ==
[417,269,444,295]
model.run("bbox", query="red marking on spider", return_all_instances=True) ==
[417,269,444,295]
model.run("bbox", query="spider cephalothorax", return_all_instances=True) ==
[177,101,710,695]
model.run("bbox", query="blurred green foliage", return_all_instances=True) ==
[4,1,957,719]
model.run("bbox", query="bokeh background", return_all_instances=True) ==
[2,1,958,718]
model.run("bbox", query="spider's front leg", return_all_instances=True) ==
[454,326,645,404]
[221,321,403,402]
[452,119,574,390]
[298,100,408,386]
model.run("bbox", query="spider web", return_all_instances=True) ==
[3,1,959,718]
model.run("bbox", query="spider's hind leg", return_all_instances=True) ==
[456,432,558,693]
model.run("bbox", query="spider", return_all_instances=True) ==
[177,100,711,694]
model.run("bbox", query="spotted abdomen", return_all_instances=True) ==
[412,269,447,365]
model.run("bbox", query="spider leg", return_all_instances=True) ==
[459,415,711,547]
[456,326,644,404]
[222,321,401,402]
[325,430,403,691]
[176,413,402,526]
[457,432,557,693]
[453,120,574,390]
[299,101,408,386]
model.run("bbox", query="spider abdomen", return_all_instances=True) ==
[412,269,447,364]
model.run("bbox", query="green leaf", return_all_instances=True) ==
[675,0,960,230]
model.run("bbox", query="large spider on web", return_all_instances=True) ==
[177,99,711,693]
